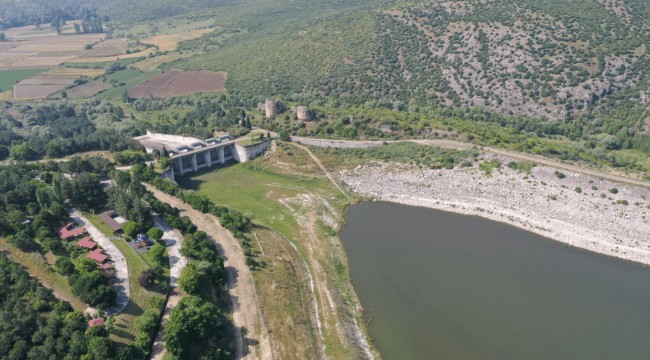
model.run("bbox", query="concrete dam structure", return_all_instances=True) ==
[135,131,270,181]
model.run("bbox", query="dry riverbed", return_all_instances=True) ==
[340,154,650,266]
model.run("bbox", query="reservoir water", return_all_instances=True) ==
[340,201,650,360]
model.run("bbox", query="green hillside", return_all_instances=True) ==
[131,0,648,122]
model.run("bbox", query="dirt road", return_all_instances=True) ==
[290,136,650,188]
[144,184,272,360]
[149,217,187,360]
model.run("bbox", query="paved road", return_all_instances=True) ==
[290,136,650,188]
[149,217,187,360]
[70,210,130,315]
[144,184,273,360]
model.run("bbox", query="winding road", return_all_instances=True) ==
[144,184,273,360]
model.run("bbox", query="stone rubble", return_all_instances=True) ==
[340,155,650,265]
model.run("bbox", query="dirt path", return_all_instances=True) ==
[0,238,88,312]
[149,217,187,360]
[288,142,347,196]
[290,136,650,188]
[149,288,182,360]
[144,184,273,360]
[71,210,130,315]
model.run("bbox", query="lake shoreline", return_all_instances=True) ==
[339,155,650,267]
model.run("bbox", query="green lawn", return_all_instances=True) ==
[0,68,47,91]
[178,161,330,239]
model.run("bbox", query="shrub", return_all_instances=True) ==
[554,171,566,179]
[609,188,618,194]
[574,187,582,193]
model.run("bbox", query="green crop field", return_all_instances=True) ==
[0,68,46,91]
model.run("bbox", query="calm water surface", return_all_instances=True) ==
[340,201,650,360]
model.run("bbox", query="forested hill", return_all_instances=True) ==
[334,0,650,120]
[0,0,105,28]
[151,0,647,122]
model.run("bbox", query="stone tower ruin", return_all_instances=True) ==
[265,99,280,118]
[295,106,314,121]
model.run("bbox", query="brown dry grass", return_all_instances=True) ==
[43,67,105,78]
[141,28,214,51]
[132,52,194,71]
[65,47,155,63]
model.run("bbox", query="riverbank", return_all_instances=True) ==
[339,154,650,266]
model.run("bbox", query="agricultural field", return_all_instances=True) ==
[0,24,105,68]
[79,38,128,57]
[95,69,158,99]
[127,69,226,98]
[64,80,113,99]
[0,68,46,90]
[13,77,75,99]
[141,28,214,51]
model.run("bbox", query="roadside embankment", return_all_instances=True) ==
[340,155,650,265]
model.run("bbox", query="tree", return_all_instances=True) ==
[70,271,116,308]
[10,143,37,161]
[123,221,138,238]
[49,201,67,220]
[147,227,164,242]
[26,203,40,218]
[139,268,155,287]
[9,231,38,252]
[149,243,166,265]
[56,258,76,275]
[0,145,9,160]
[178,263,202,295]
[164,296,230,359]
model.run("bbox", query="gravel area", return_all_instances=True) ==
[340,154,650,265]
[154,217,186,287]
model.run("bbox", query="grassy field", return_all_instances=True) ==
[178,144,366,359]
[83,213,167,346]
[95,69,158,100]
[141,28,214,51]
[0,237,87,311]
[63,57,145,69]
[0,68,46,91]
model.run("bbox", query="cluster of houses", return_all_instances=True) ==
[59,222,113,273]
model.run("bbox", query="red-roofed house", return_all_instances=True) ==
[59,222,85,240]
[98,263,112,271]
[87,248,108,263]
[88,318,105,327]
[75,236,97,250]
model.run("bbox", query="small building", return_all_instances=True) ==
[88,318,105,328]
[59,222,85,240]
[98,211,125,234]
[98,263,113,271]
[87,248,108,263]
[75,236,97,250]
[134,239,148,249]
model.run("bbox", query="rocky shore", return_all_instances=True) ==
[339,155,650,266]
